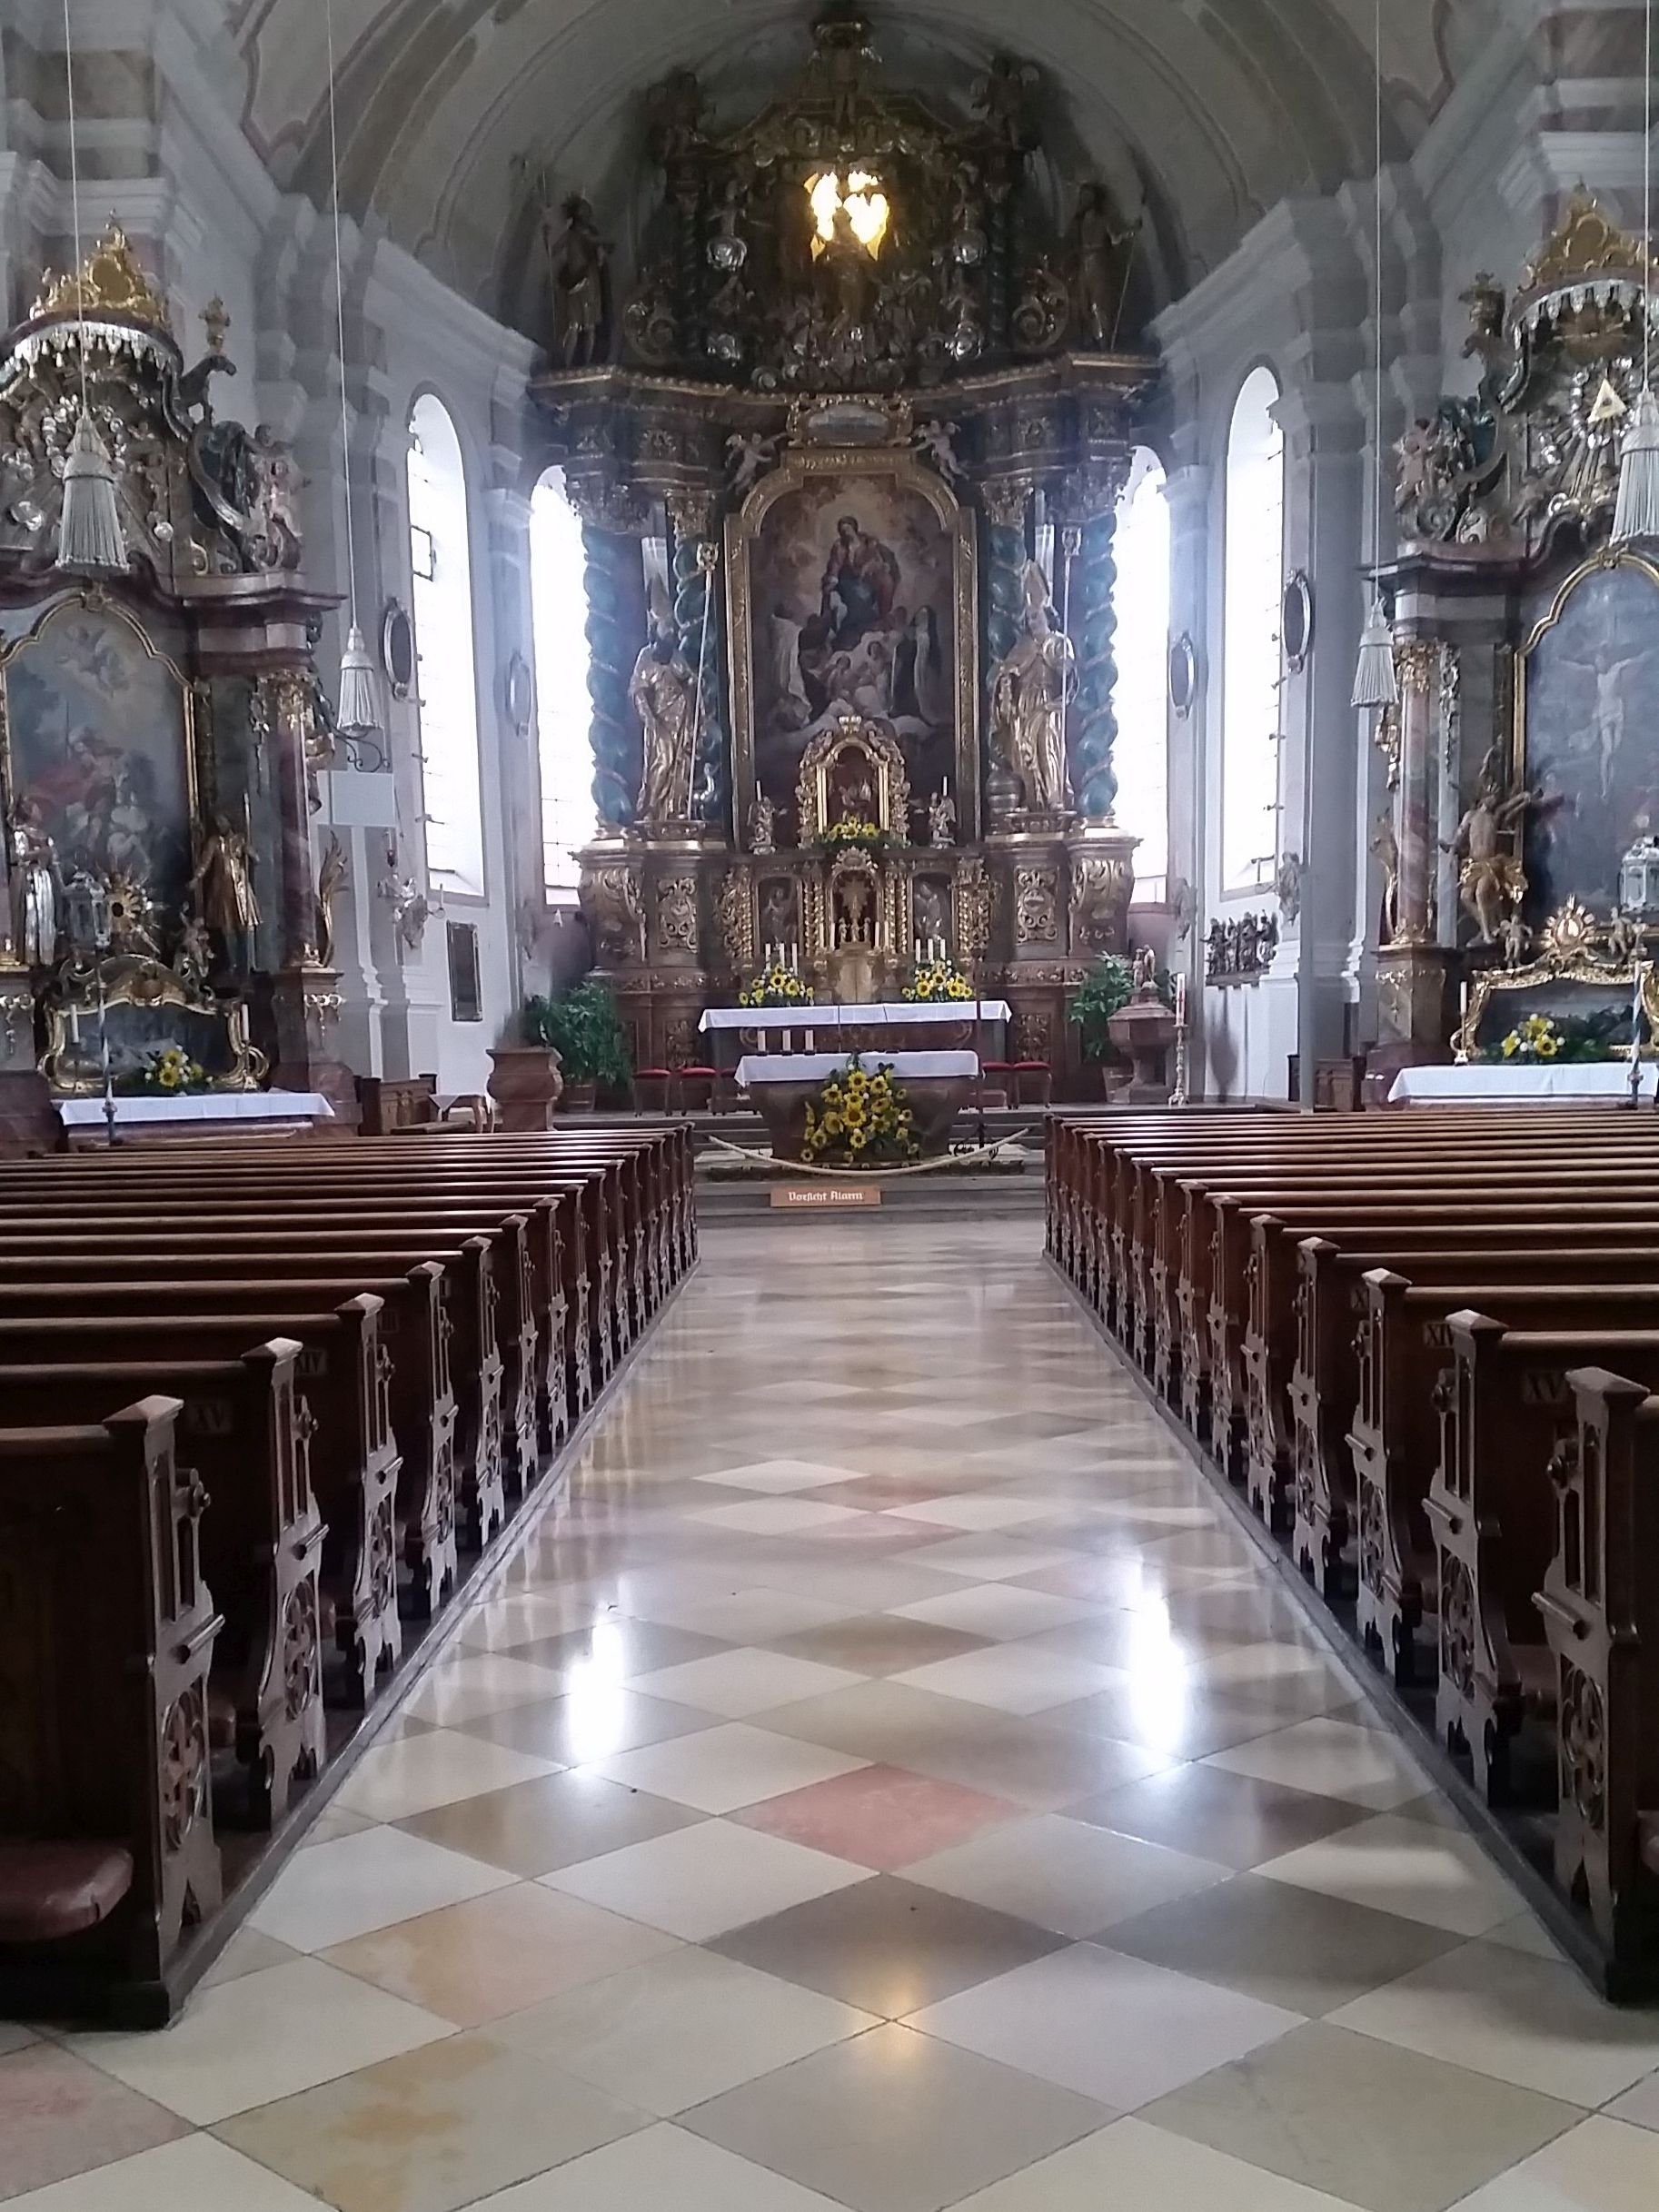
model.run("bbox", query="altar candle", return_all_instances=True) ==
[1175,973,1187,1027]
[69,1007,81,1046]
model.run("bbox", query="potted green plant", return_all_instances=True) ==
[1066,955,1137,1086]
[522,978,632,1113]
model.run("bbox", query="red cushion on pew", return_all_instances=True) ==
[0,1840,134,1944]
[980,1060,1016,1075]
[677,1066,720,1080]
[1013,1060,1052,1072]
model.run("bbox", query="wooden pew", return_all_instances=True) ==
[0,1396,224,2012]
[1537,1365,1659,1985]
[0,1301,402,1708]
[0,1341,321,1828]
[1433,1311,1659,1803]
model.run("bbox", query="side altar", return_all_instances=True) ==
[535,6,1156,1091]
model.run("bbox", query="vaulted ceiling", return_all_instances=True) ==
[232,0,1502,324]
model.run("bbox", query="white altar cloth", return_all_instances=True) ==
[737,1051,979,1088]
[701,1000,1009,1032]
[59,1090,334,1128]
[1388,1064,1658,1106]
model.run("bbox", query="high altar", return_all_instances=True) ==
[539,5,1154,1084]
[1369,192,1659,1096]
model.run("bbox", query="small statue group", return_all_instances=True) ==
[926,787,956,848]
[1205,911,1277,982]
[988,562,1076,816]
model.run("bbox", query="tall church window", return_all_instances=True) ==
[407,392,484,896]
[1110,447,1170,900]
[1220,366,1286,892]
[531,468,596,898]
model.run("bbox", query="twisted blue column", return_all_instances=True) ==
[1068,506,1119,820]
[582,524,638,829]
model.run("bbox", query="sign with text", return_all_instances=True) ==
[770,1182,883,1210]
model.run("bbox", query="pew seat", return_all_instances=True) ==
[0,1843,134,1945]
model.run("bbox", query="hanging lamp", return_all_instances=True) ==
[1614,0,1659,540]
[1352,0,1397,709]
[55,0,126,573]
[324,0,382,739]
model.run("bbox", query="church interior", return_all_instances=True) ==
[8,2,1659,2207]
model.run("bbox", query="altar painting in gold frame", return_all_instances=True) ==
[726,446,977,844]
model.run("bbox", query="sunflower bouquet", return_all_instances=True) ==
[816,817,889,858]
[739,964,814,1008]
[904,957,974,1004]
[800,1054,921,1167]
[117,1042,208,1096]
[1486,1007,1624,1065]
[1497,1013,1564,1063]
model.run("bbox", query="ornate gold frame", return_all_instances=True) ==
[1513,545,1659,785]
[0,590,203,822]
[43,955,267,1096]
[795,711,911,840]
[1451,898,1659,1062]
[725,443,979,842]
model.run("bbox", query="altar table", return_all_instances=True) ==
[700,1001,1011,1031]
[734,1050,979,1161]
[58,1090,335,1146]
[1387,1064,1659,1106]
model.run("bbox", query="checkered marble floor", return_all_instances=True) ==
[10,1221,1659,2211]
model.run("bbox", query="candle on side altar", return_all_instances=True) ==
[1175,973,1187,1026]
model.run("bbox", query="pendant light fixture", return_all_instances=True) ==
[1614,0,1659,541]
[324,0,382,739]
[1352,0,1398,709]
[55,0,127,574]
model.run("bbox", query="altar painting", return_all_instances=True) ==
[0,599,195,918]
[1518,553,1659,920]
[730,454,973,838]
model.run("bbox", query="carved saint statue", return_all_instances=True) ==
[1446,746,1537,945]
[191,812,260,952]
[988,562,1076,816]
[1070,183,1136,349]
[749,794,778,854]
[7,799,59,968]
[1370,808,1401,944]
[313,831,348,969]
[631,619,699,827]
[927,787,956,847]
[543,193,610,369]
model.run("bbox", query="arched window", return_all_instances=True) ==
[407,392,484,896]
[1220,365,1286,892]
[530,468,596,898]
[1110,447,1170,899]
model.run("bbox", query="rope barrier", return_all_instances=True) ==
[704,1130,1038,1180]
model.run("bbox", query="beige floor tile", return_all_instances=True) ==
[1431,2116,1659,2208]
[462,2124,848,2209]
[396,1766,701,1877]
[892,1584,1104,1640]
[1256,1811,1524,1938]
[322,1879,680,2024]
[1205,1716,1434,1811]
[691,1458,869,1492]
[684,2020,1109,2212]
[246,1822,516,1951]
[493,1945,875,2113]
[197,1926,301,1992]
[5,2133,334,2211]
[1328,1941,1659,2105]
[903,1812,1230,1938]
[1142,2019,1580,2212]
[626,1645,868,1716]
[401,1652,571,1726]
[690,1496,871,1534]
[948,2114,1365,2210]
[578,1720,868,1812]
[911,1940,1303,2108]
[214,2032,645,2212]
[890,1643,1121,1715]
[541,1816,866,1939]
[1609,2068,1659,2130]
[334,1727,561,1822]
[65,1958,450,2127]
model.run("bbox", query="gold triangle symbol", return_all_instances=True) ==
[1589,376,1629,425]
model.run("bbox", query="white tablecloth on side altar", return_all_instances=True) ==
[736,1051,980,1088]
[700,1001,1010,1031]
[1388,1064,1658,1105]
[58,1090,334,1127]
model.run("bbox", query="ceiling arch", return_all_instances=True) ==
[234,0,1499,324]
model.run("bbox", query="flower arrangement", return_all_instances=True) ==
[740,964,814,1008]
[115,1042,208,1096]
[801,1054,920,1167]
[816,817,890,857]
[1485,1007,1625,1066]
[904,957,974,1004]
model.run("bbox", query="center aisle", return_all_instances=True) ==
[26,1225,1659,2211]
